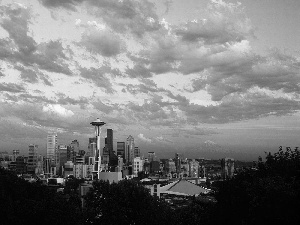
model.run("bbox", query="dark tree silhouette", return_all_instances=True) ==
[83,179,175,225]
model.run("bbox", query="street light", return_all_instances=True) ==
[90,118,106,180]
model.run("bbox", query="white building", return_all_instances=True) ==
[133,157,144,177]
[47,133,58,164]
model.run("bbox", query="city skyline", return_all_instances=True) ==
[1,0,300,161]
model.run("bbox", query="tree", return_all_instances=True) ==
[84,179,175,225]
[210,147,300,225]
[0,168,83,225]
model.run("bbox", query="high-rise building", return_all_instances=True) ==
[88,137,97,157]
[106,129,118,169]
[47,133,58,164]
[117,142,125,159]
[13,150,20,161]
[174,153,182,174]
[148,152,155,162]
[126,135,135,165]
[133,157,144,176]
[58,145,67,175]
[221,158,235,179]
[134,146,140,158]
[27,144,38,174]
[67,140,79,162]
[106,129,113,156]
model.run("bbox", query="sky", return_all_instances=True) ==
[1,0,300,161]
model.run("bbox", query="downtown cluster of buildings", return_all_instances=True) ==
[0,128,235,182]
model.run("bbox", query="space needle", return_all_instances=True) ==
[90,118,106,180]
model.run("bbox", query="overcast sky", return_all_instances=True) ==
[1,0,300,160]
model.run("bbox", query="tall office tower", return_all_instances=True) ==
[106,129,118,168]
[106,129,113,156]
[88,137,97,157]
[47,133,58,164]
[117,142,125,159]
[221,158,235,179]
[67,140,79,162]
[126,135,135,165]
[58,145,67,175]
[13,150,20,161]
[174,153,182,174]
[27,144,38,174]
[148,152,155,162]
[134,146,140,158]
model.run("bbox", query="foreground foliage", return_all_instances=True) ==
[0,169,83,225]
[84,179,175,225]
[211,147,300,225]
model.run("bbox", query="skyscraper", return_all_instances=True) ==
[117,142,125,159]
[148,152,155,162]
[27,144,38,174]
[107,129,113,156]
[88,137,97,157]
[106,129,118,169]
[67,140,79,162]
[47,133,57,164]
[126,135,135,165]
[134,146,140,158]
[58,145,67,175]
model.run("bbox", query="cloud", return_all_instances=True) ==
[38,0,85,11]
[43,104,74,117]
[79,21,122,57]
[79,67,117,93]
[155,135,173,143]
[181,93,300,124]
[0,5,72,76]
[0,83,26,93]
[88,0,161,36]
[138,133,152,143]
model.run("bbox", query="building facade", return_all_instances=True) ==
[27,144,38,174]
[47,133,58,164]
[126,135,135,165]
[133,157,144,176]
[117,142,125,159]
